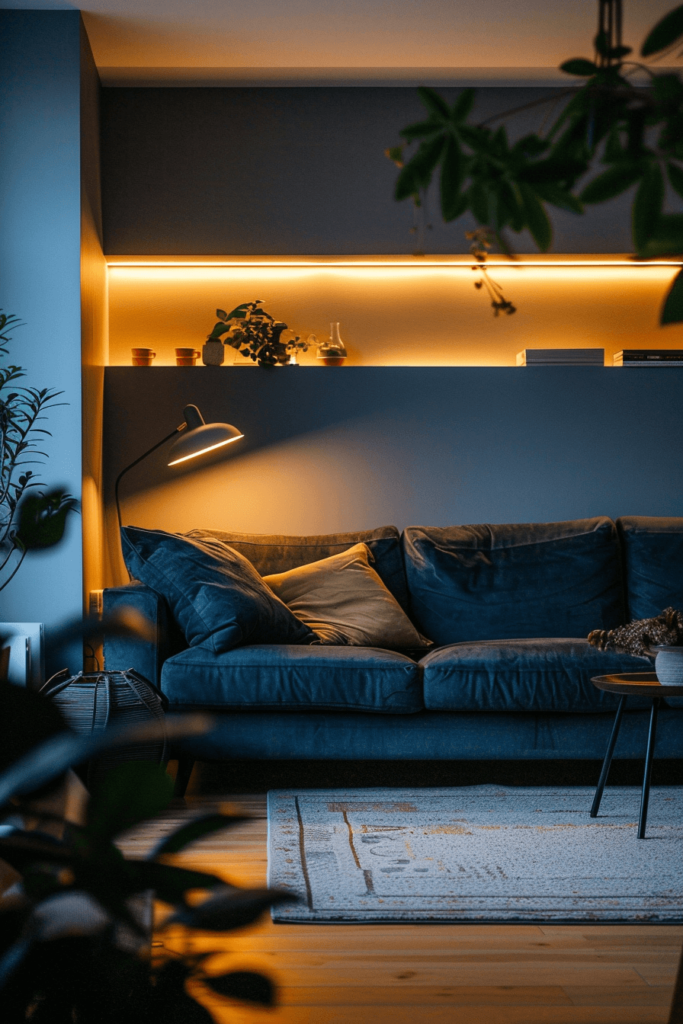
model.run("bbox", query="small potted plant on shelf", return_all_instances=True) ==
[204,302,308,367]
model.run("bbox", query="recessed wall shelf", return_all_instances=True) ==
[106,256,683,370]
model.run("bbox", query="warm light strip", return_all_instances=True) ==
[108,259,683,268]
[167,434,244,466]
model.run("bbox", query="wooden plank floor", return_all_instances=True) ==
[119,795,683,1024]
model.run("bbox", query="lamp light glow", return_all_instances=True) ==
[168,432,243,466]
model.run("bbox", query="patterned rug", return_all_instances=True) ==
[267,786,683,923]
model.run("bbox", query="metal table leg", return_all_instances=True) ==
[638,697,660,840]
[591,694,626,818]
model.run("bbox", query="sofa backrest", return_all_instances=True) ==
[402,518,625,646]
[617,517,683,621]
[184,525,410,611]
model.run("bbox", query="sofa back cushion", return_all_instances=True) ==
[617,517,683,620]
[185,526,410,611]
[402,518,625,646]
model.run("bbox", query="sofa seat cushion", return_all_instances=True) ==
[161,643,424,713]
[420,639,649,712]
[403,518,625,646]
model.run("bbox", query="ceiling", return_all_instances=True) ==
[1,0,675,85]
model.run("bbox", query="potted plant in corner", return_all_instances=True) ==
[0,310,78,680]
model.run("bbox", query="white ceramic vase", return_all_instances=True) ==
[652,646,683,686]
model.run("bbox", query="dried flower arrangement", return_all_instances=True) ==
[588,607,683,658]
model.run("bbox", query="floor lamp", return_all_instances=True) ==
[114,403,244,530]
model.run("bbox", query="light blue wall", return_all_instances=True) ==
[0,11,84,665]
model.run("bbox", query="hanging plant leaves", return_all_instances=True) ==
[642,4,683,57]
[661,267,683,324]
[518,184,552,251]
[399,120,442,142]
[440,136,466,220]
[668,162,683,200]
[640,213,683,257]
[532,183,584,214]
[416,85,451,121]
[560,59,598,76]
[580,163,643,203]
[468,181,490,225]
[452,88,475,121]
[394,136,445,200]
[633,163,665,255]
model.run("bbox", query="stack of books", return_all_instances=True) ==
[516,348,604,366]
[614,349,683,366]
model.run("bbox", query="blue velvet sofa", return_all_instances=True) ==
[103,516,683,784]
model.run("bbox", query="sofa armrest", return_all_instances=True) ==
[103,583,186,688]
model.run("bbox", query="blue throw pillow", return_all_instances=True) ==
[121,526,316,653]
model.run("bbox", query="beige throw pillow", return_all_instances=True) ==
[263,543,431,649]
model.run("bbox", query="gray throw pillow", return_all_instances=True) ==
[263,543,432,649]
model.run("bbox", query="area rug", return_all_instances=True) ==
[267,786,683,923]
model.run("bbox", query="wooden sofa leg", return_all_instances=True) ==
[173,757,196,798]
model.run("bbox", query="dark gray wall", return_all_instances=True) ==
[105,367,683,541]
[101,87,635,255]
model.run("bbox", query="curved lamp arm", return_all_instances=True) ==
[114,423,186,532]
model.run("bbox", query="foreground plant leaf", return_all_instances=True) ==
[0,714,212,807]
[204,969,275,1006]
[150,813,249,858]
[166,887,295,931]
[86,762,174,842]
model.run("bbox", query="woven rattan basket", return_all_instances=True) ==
[40,669,168,791]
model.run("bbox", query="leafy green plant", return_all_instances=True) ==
[207,301,309,366]
[0,311,77,587]
[386,1,683,323]
[0,706,292,1023]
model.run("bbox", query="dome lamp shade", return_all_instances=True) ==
[167,405,244,466]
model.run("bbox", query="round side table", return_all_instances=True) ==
[591,672,683,838]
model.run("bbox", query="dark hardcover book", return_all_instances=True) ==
[614,350,683,364]
[517,348,604,366]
